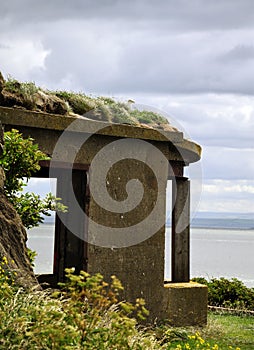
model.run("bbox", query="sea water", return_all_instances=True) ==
[165,227,254,287]
[27,224,254,288]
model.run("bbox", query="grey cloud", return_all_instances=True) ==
[1,2,254,96]
[218,44,254,63]
[176,114,254,149]
[0,43,10,49]
[2,0,254,31]
[28,24,254,96]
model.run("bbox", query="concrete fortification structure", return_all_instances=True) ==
[0,85,207,325]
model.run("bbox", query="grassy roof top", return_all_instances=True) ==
[0,73,176,131]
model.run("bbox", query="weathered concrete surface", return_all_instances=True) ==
[163,282,208,326]
[0,106,201,163]
[88,229,166,321]
[86,140,168,321]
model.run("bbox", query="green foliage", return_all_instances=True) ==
[55,91,96,115]
[27,248,37,267]
[0,267,160,349]
[50,87,170,126]
[0,129,48,194]
[0,262,247,350]
[55,90,138,124]
[165,331,238,349]
[130,109,168,125]
[0,129,67,229]
[192,277,254,310]
[207,313,254,350]
[0,256,15,285]
[57,268,151,348]
[2,74,172,127]
[11,191,67,229]
[55,89,168,126]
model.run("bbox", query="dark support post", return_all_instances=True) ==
[54,169,87,282]
[171,177,190,282]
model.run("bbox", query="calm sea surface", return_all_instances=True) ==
[27,224,254,288]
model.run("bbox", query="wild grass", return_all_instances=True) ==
[0,256,251,349]
[1,74,170,127]
[4,76,39,110]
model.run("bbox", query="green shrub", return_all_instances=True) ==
[0,129,47,194]
[0,129,67,229]
[0,262,243,349]
[55,90,138,124]
[192,277,254,310]
[0,266,161,349]
[56,268,151,348]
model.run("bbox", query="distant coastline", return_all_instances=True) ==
[166,212,254,230]
[44,212,254,231]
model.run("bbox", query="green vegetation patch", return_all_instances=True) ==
[206,313,254,350]
[0,72,171,128]
[0,129,67,230]
[192,277,254,311]
[0,259,250,350]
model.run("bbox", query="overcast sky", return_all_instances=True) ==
[1,0,254,215]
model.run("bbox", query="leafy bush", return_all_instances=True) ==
[193,277,254,310]
[0,128,47,194]
[0,266,161,350]
[0,260,243,350]
[0,129,67,229]
[0,256,16,291]
[57,268,153,349]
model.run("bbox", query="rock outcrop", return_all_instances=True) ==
[0,75,68,116]
[0,124,39,288]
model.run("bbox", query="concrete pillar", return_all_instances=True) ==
[171,177,190,282]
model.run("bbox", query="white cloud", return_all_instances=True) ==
[0,33,50,79]
[201,146,254,180]
[127,93,254,149]
[203,180,254,194]
[0,38,49,80]
[198,180,254,213]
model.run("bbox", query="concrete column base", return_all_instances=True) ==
[163,282,208,326]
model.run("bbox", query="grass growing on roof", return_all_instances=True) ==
[0,72,171,127]
[54,91,96,115]
[4,76,39,110]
